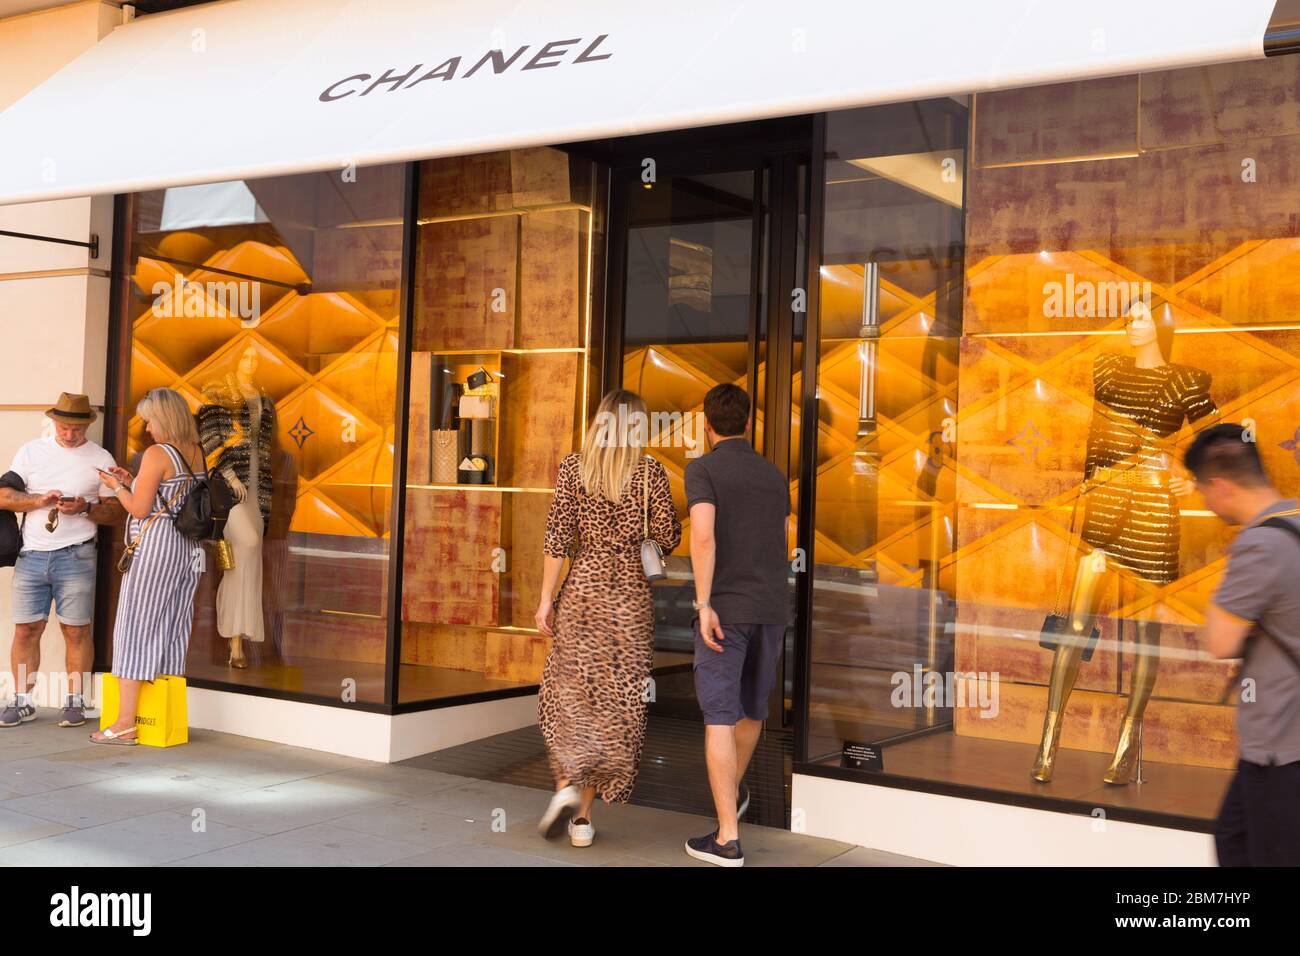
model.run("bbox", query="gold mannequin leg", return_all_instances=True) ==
[1031,550,1110,783]
[1103,617,1161,785]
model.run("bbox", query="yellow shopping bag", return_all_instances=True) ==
[99,674,188,747]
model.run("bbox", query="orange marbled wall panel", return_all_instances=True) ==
[401,489,501,628]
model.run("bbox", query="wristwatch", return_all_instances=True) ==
[692,599,710,611]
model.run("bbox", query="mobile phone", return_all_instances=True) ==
[58,496,76,503]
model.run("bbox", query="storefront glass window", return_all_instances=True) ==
[805,57,1300,823]
[804,98,966,775]
[114,165,405,704]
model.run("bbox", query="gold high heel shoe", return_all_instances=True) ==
[1103,716,1141,785]
[1031,709,1063,783]
[227,639,248,670]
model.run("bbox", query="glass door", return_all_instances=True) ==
[606,138,808,827]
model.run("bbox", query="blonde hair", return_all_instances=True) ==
[580,389,649,504]
[137,387,199,449]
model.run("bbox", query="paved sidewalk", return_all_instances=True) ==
[0,710,930,867]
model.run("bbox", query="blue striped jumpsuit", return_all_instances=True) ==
[111,444,203,681]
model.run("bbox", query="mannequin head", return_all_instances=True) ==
[237,344,259,386]
[1125,301,1175,363]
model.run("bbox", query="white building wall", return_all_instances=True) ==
[0,1,121,705]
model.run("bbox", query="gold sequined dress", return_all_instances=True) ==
[1079,354,1217,584]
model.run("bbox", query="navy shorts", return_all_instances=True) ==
[693,618,785,725]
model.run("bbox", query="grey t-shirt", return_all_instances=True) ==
[684,437,791,625]
[1213,499,1300,766]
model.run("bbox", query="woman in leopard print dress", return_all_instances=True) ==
[534,389,681,844]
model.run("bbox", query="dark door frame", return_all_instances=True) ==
[592,118,816,825]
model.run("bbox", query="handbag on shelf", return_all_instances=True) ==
[1039,491,1101,661]
[432,429,459,484]
[458,394,495,419]
[639,456,666,582]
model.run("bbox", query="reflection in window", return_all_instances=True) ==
[117,166,405,703]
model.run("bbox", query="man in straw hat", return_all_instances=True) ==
[0,393,122,729]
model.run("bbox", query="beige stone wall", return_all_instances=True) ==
[0,1,120,705]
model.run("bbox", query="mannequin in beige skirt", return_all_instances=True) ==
[199,346,274,668]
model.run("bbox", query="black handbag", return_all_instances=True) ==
[1040,492,1102,661]
[0,470,26,568]
[161,443,232,541]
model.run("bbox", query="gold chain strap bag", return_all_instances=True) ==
[117,481,188,573]
[640,456,666,582]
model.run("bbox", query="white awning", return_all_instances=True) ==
[0,0,1280,206]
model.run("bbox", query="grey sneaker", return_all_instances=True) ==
[56,702,86,727]
[0,701,37,728]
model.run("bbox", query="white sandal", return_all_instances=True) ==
[89,726,139,746]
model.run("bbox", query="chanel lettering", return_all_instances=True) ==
[320,34,612,102]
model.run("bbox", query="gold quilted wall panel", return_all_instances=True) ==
[126,242,399,540]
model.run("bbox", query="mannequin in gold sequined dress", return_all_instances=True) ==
[1031,306,1217,785]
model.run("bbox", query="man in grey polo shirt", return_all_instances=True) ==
[1185,423,1300,866]
[683,383,792,866]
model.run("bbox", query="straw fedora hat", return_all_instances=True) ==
[46,392,97,425]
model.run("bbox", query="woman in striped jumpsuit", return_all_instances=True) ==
[90,387,205,745]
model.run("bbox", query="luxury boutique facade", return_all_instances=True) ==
[2,0,1298,866]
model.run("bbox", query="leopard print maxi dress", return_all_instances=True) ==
[539,452,681,804]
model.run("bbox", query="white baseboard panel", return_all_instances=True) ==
[389,693,538,762]
[792,772,1216,867]
[187,687,540,764]
[186,687,394,761]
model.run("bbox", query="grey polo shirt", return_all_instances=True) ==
[1213,499,1300,767]
[684,437,792,625]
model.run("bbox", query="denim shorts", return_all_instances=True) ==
[11,539,97,626]
[693,618,786,725]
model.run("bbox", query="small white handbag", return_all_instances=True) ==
[639,456,666,582]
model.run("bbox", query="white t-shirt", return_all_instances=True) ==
[8,435,116,551]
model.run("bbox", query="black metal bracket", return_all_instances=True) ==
[0,228,100,260]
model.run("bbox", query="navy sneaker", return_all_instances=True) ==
[0,700,36,728]
[57,701,86,727]
[685,830,744,867]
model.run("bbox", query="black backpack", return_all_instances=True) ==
[159,443,232,541]
[0,471,24,567]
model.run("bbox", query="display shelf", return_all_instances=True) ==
[400,147,598,692]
